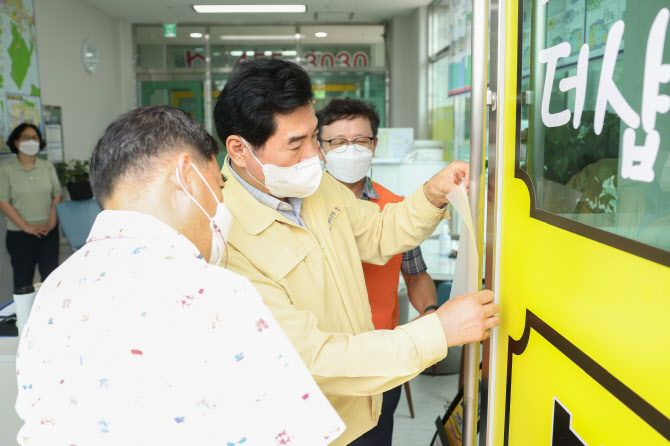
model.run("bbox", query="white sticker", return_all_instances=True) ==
[446,183,479,299]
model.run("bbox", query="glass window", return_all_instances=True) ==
[430,57,452,159]
[429,0,451,55]
[429,0,472,163]
[135,23,387,166]
[520,0,670,253]
[311,72,386,126]
[138,80,205,123]
[209,25,299,68]
[300,25,386,68]
[136,26,207,70]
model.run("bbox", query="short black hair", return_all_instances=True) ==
[213,58,314,151]
[316,98,381,141]
[7,123,45,154]
[90,105,219,206]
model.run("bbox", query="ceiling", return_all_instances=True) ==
[80,0,432,24]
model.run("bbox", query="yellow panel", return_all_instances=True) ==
[488,1,670,444]
[508,325,666,444]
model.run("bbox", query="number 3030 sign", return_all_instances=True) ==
[303,51,369,68]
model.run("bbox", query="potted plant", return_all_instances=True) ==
[55,159,93,201]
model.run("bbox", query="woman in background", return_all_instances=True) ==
[0,123,62,290]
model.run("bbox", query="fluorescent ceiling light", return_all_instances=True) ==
[230,50,243,56]
[246,51,255,56]
[282,50,297,56]
[220,35,301,41]
[264,51,273,56]
[190,32,203,38]
[315,32,327,38]
[193,5,306,13]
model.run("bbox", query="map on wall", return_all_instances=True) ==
[0,0,42,154]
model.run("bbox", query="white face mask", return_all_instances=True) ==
[18,140,40,156]
[325,145,373,184]
[242,138,323,198]
[175,163,233,266]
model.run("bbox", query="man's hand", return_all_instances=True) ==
[435,289,499,346]
[423,160,470,208]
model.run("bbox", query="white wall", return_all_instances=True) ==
[116,19,137,114]
[388,6,429,139]
[33,0,133,160]
[0,0,132,304]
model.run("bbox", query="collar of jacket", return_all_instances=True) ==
[222,156,299,235]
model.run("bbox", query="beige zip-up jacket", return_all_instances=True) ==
[222,161,449,445]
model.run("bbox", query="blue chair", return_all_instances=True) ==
[56,199,102,250]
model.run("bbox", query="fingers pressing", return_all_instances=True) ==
[477,289,495,304]
[485,316,500,330]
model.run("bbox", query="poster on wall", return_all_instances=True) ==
[0,0,43,155]
[7,93,41,133]
[43,105,63,163]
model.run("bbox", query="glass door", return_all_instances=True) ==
[134,23,388,170]
[139,81,205,124]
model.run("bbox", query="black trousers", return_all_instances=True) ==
[6,227,59,290]
[349,385,403,446]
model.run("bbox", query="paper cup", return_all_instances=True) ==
[14,286,36,336]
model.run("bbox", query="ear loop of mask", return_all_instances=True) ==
[175,165,229,268]
[241,139,270,190]
[368,141,374,190]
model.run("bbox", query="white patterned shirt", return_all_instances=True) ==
[15,210,344,446]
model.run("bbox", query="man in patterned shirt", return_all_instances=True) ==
[317,98,439,445]
[14,106,344,445]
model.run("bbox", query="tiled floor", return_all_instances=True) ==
[392,372,460,446]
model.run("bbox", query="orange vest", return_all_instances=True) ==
[362,181,404,330]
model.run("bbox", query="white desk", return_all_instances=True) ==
[420,237,456,282]
[0,336,20,445]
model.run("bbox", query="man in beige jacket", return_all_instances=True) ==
[214,58,499,445]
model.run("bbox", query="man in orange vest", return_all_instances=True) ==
[317,98,439,445]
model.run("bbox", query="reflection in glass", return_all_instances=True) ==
[520,0,670,252]
[428,0,472,163]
